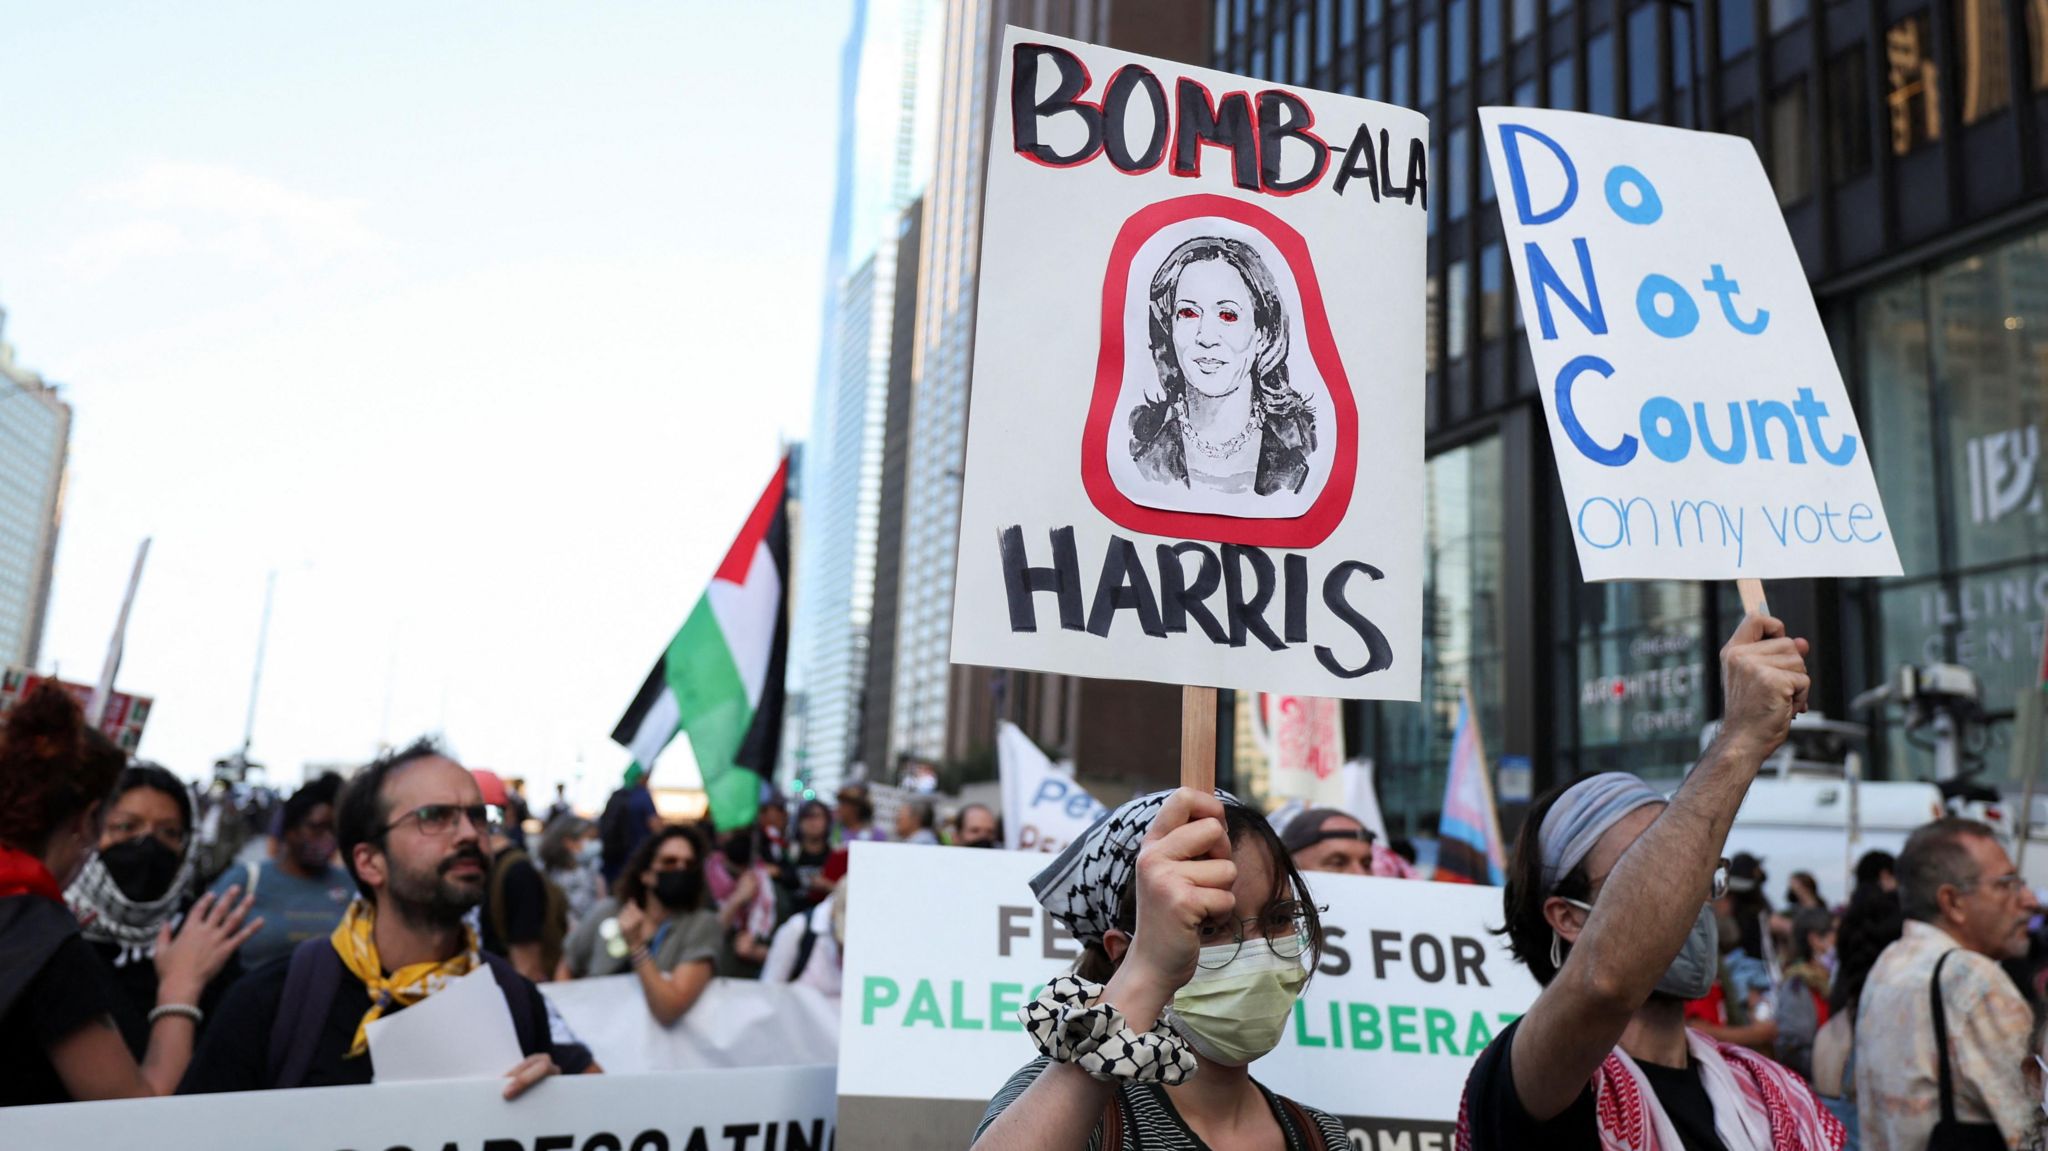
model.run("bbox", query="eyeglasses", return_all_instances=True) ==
[1195,901,1320,969]
[381,803,493,838]
[1578,858,1730,907]
[1958,873,2029,897]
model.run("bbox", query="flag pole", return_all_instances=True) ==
[89,537,150,729]
[1181,685,1217,792]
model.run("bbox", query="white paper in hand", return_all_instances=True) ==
[365,967,523,1084]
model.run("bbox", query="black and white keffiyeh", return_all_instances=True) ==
[1029,788,1248,950]
[65,852,193,967]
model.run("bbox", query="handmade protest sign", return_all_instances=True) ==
[949,28,1429,704]
[1479,109,1901,583]
[837,843,1537,1151]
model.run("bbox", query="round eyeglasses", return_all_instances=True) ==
[1194,901,1320,969]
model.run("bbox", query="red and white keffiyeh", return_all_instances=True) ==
[1457,1031,1844,1151]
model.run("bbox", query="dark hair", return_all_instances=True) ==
[112,763,194,836]
[1898,818,1999,922]
[1497,778,1595,986]
[538,815,591,871]
[0,682,125,854]
[1787,907,1836,963]
[281,773,343,835]
[1145,236,1306,418]
[1828,886,1905,1017]
[1787,870,1823,905]
[796,799,832,840]
[1854,849,1897,890]
[335,737,452,901]
[1071,802,1324,986]
[836,788,873,824]
[616,823,709,910]
[906,799,935,831]
[959,802,995,823]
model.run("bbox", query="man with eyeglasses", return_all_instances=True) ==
[1853,818,2042,1150]
[1458,612,1845,1151]
[182,738,587,1096]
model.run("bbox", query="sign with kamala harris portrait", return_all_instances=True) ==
[949,28,1429,700]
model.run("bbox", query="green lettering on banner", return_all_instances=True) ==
[1389,1005,1420,1054]
[1424,1008,1458,1055]
[1293,1000,1327,1048]
[1327,1001,1345,1049]
[904,979,946,1027]
[991,983,1027,1032]
[1349,1002,1383,1051]
[1497,1011,1523,1029]
[951,980,986,1030]
[1464,1009,1495,1052]
[862,977,900,1025]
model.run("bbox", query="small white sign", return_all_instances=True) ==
[1480,108,1901,581]
[996,720,1108,853]
[365,967,523,1084]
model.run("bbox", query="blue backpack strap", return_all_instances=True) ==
[479,951,544,1056]
[267,938,345,1089]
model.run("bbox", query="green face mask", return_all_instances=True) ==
[1162,939,1309,1067]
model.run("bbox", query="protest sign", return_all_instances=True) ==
[949,28,1428,703]
[542,975,839,1074]
[995,719,1107,852]
[837,843,1536,1151]
[0,1065,837,1151]
[1479,109,1901,582]
[1257,693,1347,805]
[1,666,152,753]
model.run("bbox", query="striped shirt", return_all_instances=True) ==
[977,1057,1350,1150]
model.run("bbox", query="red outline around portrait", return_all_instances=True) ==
[1080,193,1358,548]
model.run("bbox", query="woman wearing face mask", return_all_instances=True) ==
[65,764,259,1059]
[974,788,1348,1151]
[538,815,603,931]
[1769,907,1838,1082]
[214,772,351,969]
[558,825,722,1023]
[0,684,259,1106]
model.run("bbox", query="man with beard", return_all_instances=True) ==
[180,739,580,1095]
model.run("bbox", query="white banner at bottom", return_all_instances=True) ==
[0,1064,837,1151]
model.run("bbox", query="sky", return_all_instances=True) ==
[0,1,852,809]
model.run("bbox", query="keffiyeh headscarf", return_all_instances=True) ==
[1029,788,1249,950]
[65,850,195,968]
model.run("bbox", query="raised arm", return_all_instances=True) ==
[1510,612,1808,1120]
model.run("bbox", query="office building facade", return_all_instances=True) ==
[0,311,70,671]
[1205,0,2047,832]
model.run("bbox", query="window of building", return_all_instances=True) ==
[1237,0,1251,36]
[1368,0,1384,28]
[1588,30,1617,115]
[1955,0,2012,125]
[1672,6,1695,125]
[1563,580,1712,783]
[1393,38,1412,104]
[1721,0,1755,60]
[1769,80,1811,205]
[1342,0,1360,46]
[1451,0,1473,86]
[1548,0,1572,19]
[1886,14,1941,154]
[1319,0,1337,65]
[2030,0,2048,91]
[1769,0,1807,33]
[1826,48,1874,183]
[1274,22,1290,80]
[1480,244,1507,341]
[1514,0,1537,41]
[1482,0,1503,61]
[1449,124,1470,220]
[1628,4,1659,114]
[1550,55,1577,109]
[1367,61,1385,98]
[1361,436,1506,834]
[1447,259,1471,362]
[1253,46,1268,75]
[1420,18,1441,105]
[1723,100,1757,143]
[1218,0,1235,56]
[1296,6,1313,78]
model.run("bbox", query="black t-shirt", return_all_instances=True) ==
[1461,1019,1730,1151]
[92,938,242,1060]
[178,951,568,1093]
[0,899,123,1108]
[482,854,547,957]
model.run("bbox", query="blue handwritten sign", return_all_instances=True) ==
[1479,109,1901,580]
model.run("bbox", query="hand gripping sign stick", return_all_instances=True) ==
[1180,685,1218,792]
[1736,578,1767,618]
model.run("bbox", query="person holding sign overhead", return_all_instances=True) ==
[973,788,1348,1151]
[1456,612,1843,1150]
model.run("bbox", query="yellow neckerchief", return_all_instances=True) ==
[329,898,480,1057]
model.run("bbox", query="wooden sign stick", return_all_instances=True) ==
[1180,685,1217,792]
[1737,578,1768,618]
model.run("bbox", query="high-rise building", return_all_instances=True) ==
[859,198,924,775]
[786,0,942,791]
[0,308,70,671]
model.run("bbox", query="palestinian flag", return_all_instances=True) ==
[612,456,790,831]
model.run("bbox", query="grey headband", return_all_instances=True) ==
[1536,773,1665,893]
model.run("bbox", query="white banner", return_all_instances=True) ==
[996,720,1108,853]
[0,1065,837,1151]
[949,28,1428,700]
[838,843,1537,1149]
[1481,108,1900,581]
[542,974,839,1074]
[1258,694,1347,806]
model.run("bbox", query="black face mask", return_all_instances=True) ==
[653,868,702,910]
[965,838,996,848]
[100,837,184,903]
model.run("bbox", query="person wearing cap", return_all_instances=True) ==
[974,788,1348,1150]
[1280,809,1415,878]
[1457,611,1844,1151]
[473,769,565,984]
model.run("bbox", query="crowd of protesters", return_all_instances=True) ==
[9,607,2048,1151]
